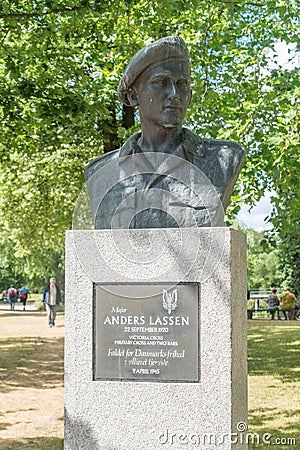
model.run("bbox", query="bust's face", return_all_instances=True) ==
[132,59,191,128]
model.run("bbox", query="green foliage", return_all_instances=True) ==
[277,226,300,295]
[0,1,299,284]
[237,218,300,299]
[235,222,282,290]
[248,245,281,290]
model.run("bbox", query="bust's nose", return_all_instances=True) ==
[167,80,180,100]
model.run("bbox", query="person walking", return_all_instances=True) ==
[267,288,280,320]
[42,277,62,327]
[19,284,30,311]
[8,284,18,311]
[280,288,297,320]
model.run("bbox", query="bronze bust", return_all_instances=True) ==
[85,36,245,229]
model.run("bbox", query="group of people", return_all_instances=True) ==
[2,284,30,311]
[267,287,299,320]
[1,278,62,329]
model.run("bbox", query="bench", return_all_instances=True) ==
[247,308,299,320]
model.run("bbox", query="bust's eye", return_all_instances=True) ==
[177,79,189,88]
[152,77,168,85]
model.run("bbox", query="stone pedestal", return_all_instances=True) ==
[65,228,247,450]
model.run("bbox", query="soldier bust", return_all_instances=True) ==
[85,36,245,229]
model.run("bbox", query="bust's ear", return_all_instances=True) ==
[127,88,139,107]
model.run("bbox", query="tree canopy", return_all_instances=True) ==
[243,226,281,291]
[0,0,299,287]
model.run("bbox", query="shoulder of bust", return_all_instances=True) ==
[85,132,142,182]
[85,149,120,182]
[183,128,246,158]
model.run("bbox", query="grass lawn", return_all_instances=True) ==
[248,320,300,449]
[0,439,63,450]
[0,309,299,449]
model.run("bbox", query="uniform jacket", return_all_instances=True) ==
[85,128,246,229]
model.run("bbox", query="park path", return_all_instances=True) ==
[0,303,64,448]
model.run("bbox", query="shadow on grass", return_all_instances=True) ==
[0,312,44,318]
[248,322,300,448]
[0,311,64,318]
[0,437,63,449]
[249,406,300,429]
[0,336,64,393]
[247,420,299,450]
[248,323,300,382]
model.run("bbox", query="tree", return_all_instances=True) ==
[234,222,282,290]
[0,0,299,284]
[277,226,300,295]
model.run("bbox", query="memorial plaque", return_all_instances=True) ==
[94,283,199,382]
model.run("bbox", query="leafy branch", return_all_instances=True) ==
[0,0,267,20]
[0,4,94,19]
[215,0,266,7]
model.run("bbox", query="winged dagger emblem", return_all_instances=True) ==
[163,289,178,314]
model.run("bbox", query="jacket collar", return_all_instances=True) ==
[119,127,205,158]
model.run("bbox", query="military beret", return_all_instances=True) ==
[118,36,191,106]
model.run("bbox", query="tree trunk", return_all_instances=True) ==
[122,104,135,129]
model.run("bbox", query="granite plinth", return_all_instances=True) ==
[64,228,247,450]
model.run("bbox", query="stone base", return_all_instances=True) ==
[65,228,247,450]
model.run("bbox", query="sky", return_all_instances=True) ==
[236,192,274,231]
[267,41,299,71]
